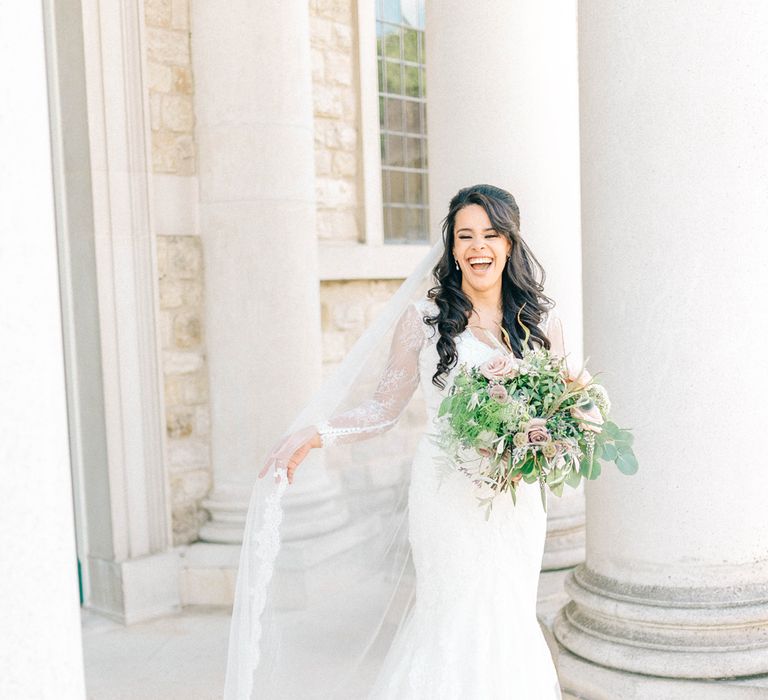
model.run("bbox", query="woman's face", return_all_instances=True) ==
[452,204,512,296]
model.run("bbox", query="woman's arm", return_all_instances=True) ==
[315,301,425,446]
[259,301,426,484]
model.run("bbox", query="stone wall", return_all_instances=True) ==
[145,0,195,174]
[156,236,211,544]
[145,0,211,545]
[310,0,360,242]
[319,279,403,372]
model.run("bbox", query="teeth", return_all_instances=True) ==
[469,257,493,264]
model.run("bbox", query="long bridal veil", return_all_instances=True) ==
[224,239,445,699]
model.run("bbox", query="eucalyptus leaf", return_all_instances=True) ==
[580,455,601,479]
[616,450,639,475]
[615,430,635,447]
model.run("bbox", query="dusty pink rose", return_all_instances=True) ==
[479,354,520,381]
[524,417,550,444]
[570,401,604,433]
[487,383,509,403]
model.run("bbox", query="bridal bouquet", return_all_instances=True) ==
[433,312,637,518]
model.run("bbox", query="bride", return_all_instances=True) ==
[225,184,565,699]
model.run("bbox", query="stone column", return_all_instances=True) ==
[192,1,342,544]
[424,0,585,621]
[554,2,768,696]
[0,2,86,695]
[69,0,181,623]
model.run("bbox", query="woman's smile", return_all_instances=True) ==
[453,204,512,294]
[466,255,494,273]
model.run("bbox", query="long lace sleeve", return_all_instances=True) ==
[315,301,426,447]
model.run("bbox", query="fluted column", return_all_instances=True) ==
[424,0,585,620]
[554,2,768,696]
[192,0,344,543]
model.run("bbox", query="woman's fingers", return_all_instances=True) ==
[257,438,312,484]
[286,443,311,484]
[257,427,320,483]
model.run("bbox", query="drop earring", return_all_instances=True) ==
[454,258,460,270]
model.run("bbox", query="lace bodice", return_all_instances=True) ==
[316,298,555,447]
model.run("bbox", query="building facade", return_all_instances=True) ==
[4,0,768,697]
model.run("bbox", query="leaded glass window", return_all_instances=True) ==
[376,0,429,243]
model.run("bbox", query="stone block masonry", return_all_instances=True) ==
[144,0,195,175]
[145,0,212,544]
[156,235,212,545]
[320,279,403,368]
[310,0,361,243]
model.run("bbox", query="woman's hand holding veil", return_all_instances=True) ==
[258,425,322,485]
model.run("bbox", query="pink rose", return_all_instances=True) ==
[570,401,604,433]
[487,383,509,403]
[524,417,550,444]
[479,354,520,381]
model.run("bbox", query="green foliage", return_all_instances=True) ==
[437,329,639,516]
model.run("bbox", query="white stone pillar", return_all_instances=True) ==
[68,0,181,623]
[0,2,85,695]
[192,1,341,544]
[424,0,585,618]
[554,2,768,696]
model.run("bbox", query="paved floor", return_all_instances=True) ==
[82,606,231,699]
[82,604,768,699]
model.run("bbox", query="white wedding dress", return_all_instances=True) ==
[317,297,563,699]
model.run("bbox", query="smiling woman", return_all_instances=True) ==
[228,183,563,700]
[424,184,555,389]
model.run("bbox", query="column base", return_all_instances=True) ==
[180,512,382,606]
[556,643,768,700]
[199,453,351,544]
[554,564,768,680]
[198,485,251,543]
[86,551,181,624]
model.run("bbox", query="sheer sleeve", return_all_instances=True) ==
[315,301,426,447]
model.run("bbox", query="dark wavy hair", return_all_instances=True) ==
[425,184,555,389]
